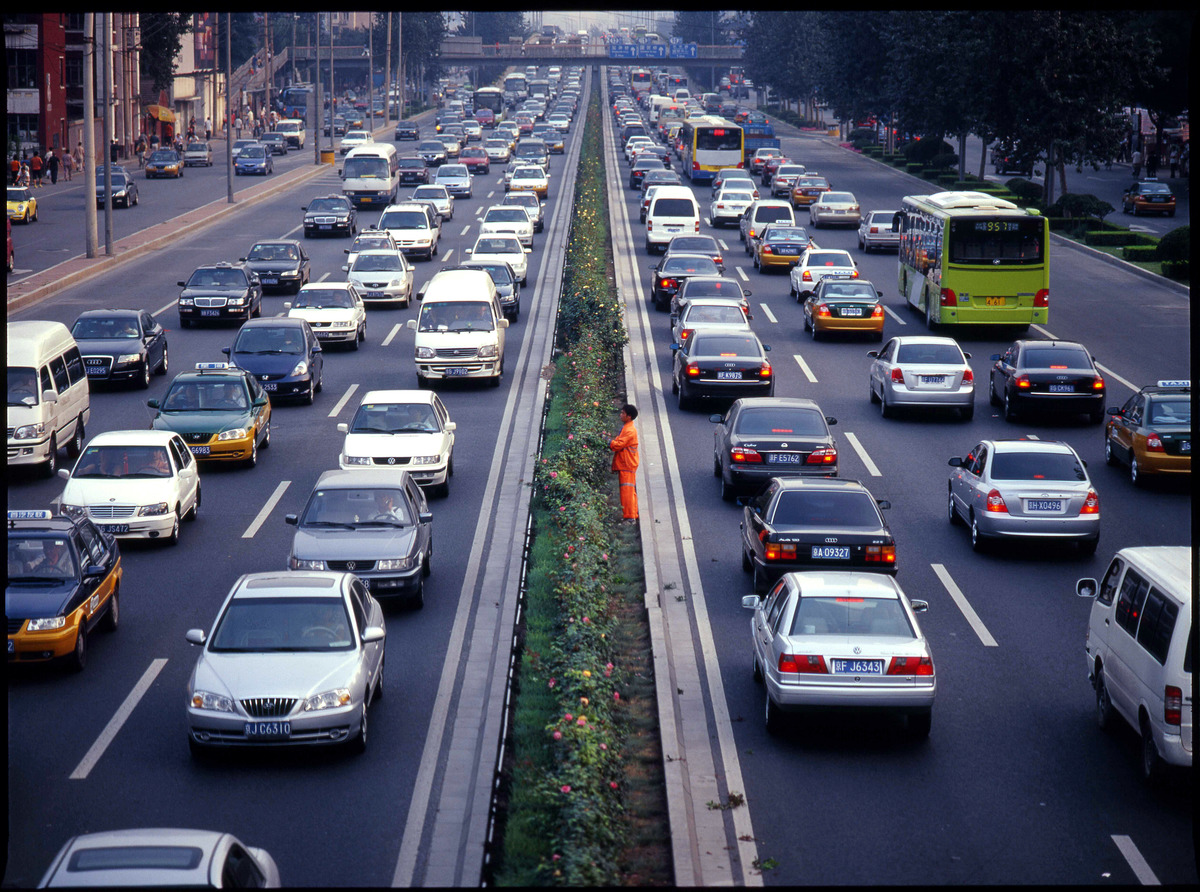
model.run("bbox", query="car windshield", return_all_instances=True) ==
[895,343,965,364]
[513,168,543,179]
[350,236,390,252]
[352,254,403,272]
[486,140,508,149]
[186,268,246,288]
[438,166,468,177]
[765,228,808,243]
[380,211,428,230]
[247,243,299,261]
[398,159,425,170]
[770,490,881,527]
[797,178,829,188]
[233,327,307,355]
[293,288,355,309]
[307,199,347,213]
[418,142,444,152]
[149,151,177,162]
[789,597,914,638]
[683,305,745,326]
[412,188,446,200]
[989,451,1087,481]
[7,366,40,406]
[1147,397,1190,424]
[234,141,256,150]
[71,444,173,478]
[474,238,520,254]
[692,334,759,356]
[720,191,754,203]
[670,238,716,252]
[735,407,827,436]
[162,380,250,410]
[7,535,78,580]
[469,264,513,285]
[416,301,495,332]
[806,252,853,267]
[187,143,207,152]
[71,316,140,339]
[9,187,32,201]
[1139,182,1171,194]
[301,485,413,527]
[755,207,793,224]
[209,596,355,652]
[343,157,388,178]
[485,209,528,223]
[349,403,439,434]
[1022,346,1091,369]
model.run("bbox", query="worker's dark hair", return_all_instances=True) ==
[621,403,638,419]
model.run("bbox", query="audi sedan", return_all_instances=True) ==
[185,571,386,756]
[742,571,934,736]
[947,438,1100,554]
[337,389,456,495]
[869,335,975,419]
[70,308,169,389]
[741,477,895,592]
[711,397,839,500]
[649,253,722,311]
[988,338,1106,423]
[671,330,773,410]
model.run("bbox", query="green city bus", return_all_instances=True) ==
[895,191,1049,329]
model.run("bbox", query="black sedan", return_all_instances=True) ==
[671,330,774,410]
[629,156,665,190]
[640,168,681,194]
[94,167,138,208]
[741,477,896,593]
[395,121,421,140]
[989,338,1106,423]
[239,240,311,294]
[177,263,263,328]
[69,308,169,389]
[711,397,839,500]
[649,253,722,312]
[260,132,289,155]
[397,156,430,185]
[301,195,358,239]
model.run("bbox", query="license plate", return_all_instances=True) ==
[261,383,278,392]
[1048,384,1074,393]
[831,659,882,674]
[189,445,210,455]
[1026,499,1062,512]
[200,309,221,317]
[100,524,130,534]
[364,291,385,298]
[811,545,850,560]
[319,224,332,230]
[666,226,682,232]
[985,296,1006,306]
[1181,441,1190,453]
[840,307,863,317]
[86,367,107,376]
[260,277,278,285]
[779,247,798,255]
[717,371,742,380]
[244,721,291,740]
[445,367,469,376]
[921,375,946,385]
[768,453,801,464]
[7,640,12,653]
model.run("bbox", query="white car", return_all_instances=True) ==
[344,229,398,268]
[789,248,858,299]
[467,234,531,286]
[669,297,753,349]
[341,250,414,308]
[484,138,512,162]
[708,187,757,227]
[502,190,544,232]
[462,120,483,142]
[230,139,259,160]
[58,430,201,546]
[625,135,654,163]
[337,389,456,494]
[809,191,862,227]
[480,205,534,247]
[410,184,454,221]
[377,202,440,261]
[286,282,368,346]
[433,163,473,198]
[339,130,374,155]
[506,165,550,198]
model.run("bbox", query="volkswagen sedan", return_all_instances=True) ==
[336,389,456,493]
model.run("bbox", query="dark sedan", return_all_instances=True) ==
[239,240,311,294]
[670,275,751,318]
[397,156,430,185]
[989,338,1106,423]
[711,397,839,500]
[177,263,262,328]
[671,330,774,410]
[94,168,138,208]
[641,168,682,194]
[302,195,358,239]
[260,132,289,155]
[649,253,722,311]
[395,121,421,140]
[223,317,324,404]
[665,235,724,273]
[630,156,665,190]
[70,308,169,389]
[741,477,896,592]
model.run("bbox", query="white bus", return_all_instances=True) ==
[341,144,400,209]
[679,116,744,185]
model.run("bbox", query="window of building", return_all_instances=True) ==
[8,48,38,89]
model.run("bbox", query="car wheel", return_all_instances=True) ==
[245,434,258,469]
[810,318,820,340]
[157,345,169,375]
[1078,536,1099,556]
[351,325,361,351]
[670,372,679,395]
[138,360,152,389]
[948,489,960,525]
[970,513,988,552]
[960,403,974,421]
[1129,453,1145,485]
[410,575,425,609]
[869,380,880,404]
[69,622,87,672]
[752,561,768,594]
[352,708,369,754]
[1103,437,1119,466]
[1003,389,1018,422]
[166,508,181,546]
[373,658,384,702]
[423,542,433,577]
[925,298,937,330]
[720,473,736,502]
[907,710,932,739]
[677,381,693,411]
[764,689,784,735]
[68,418,85,458]
[879,389,893,419]
[1094,668,1116,731]
[42,435,58,479]
[989,374,1002,407]
[1088,407,1104,424]
[186,482,201,520]
[1140,716,1163,783]
[304,379,315,405]
[752,651,762,682]
[102,587,120,632]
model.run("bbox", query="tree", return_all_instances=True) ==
[140,13,192,94]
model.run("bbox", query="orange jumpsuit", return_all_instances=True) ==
[609,420,639,519]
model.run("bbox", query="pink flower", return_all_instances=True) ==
[568,434,574,439]
[613,692,621,701]
[559,506,566,512]
[599,743,607,751]
[564,713,573,721]
[552,730,562,741]
[610,781,619,789]
[582,616,590,623]
[550,471,558,478]
[561,785,571,793]
[552,854,561,862]
[548,677,556,688]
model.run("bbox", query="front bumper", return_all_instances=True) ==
[416,359,502,382]
[179,304,254,323]
[188,702,363,748]
[183,432,256,461]
[304,219,355,237]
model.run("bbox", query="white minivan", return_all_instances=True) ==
[1078,546,1192,782]
[7,320,91,477]
[645,185,701,254]
[406,269,508,387]
[341,144,399,209]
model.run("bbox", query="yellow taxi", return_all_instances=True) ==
[1120,179,1176,217]
[790,175,831,209]
[148,363,273,467]
[7,186,37,223]
[1104,380,1191,484]
[754,223,813,272]
[507,165,549,198]
[7,509,122,671]
[145,149,184,178]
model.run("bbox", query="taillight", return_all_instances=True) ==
[1146,433,1164,452]
[779,653,827,674]
[660,277,678,289]
[1015,375,1031,389]
[940,288,957,307]
[864,544,896,564]
[869,226,880,234]
[692,160,700,172]
[679,328,694,342]
[759,361,772,378]
[816,303,831,317]
[871,304,884,318]
[762,245,773,254]
[1165,685,1182,725]
[695,220,700,232]
[730,446,762,464]
[802,270,812,281]
[1080,490,1099,514]
[850,270,859,279]
[748,228,757,239]
[985,489,1008,513]
[1034,288,1049,308]
[806,447,836,465]
[1092,376,1105,391]
[764,542,797,562]
[685,363,701,377]
[887,656,933,676]
[962,369,974,383]
[891,367,905,383]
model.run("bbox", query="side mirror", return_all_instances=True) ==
[253,396,269,407]
[909,599,929,613]
[709,413,723,423]
[867,351,880,358]
[341,265,351,272]
[741,288,752,297]
[238,257,248,262]
[283,302,293,310]
[284,514,298,525]
[344,248,351,254]
[147,399,160,409]
[336,423,349,433]
[177,281,187,287]
[669,342,680,352]
[57,468,71,480]
[41,390,59,404]
[763,344,771,352]
[185,629,207,646]
[311,344,322,354]
[406,319,418,330]
[825,416,837,425]
[418,510,433,524]
[221,347,231,356]
[498,319,509,329]
[962,352,971,359]
[1076,578,1099,599]
[876,499,891,510]
[361,626,386,643]
[741,595,760,610]
[84,564,106,578]
[990,354,1001,362]
[948,457,965,467]
[1107,407,1121,415]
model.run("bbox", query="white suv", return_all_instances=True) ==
[376,203,440,261]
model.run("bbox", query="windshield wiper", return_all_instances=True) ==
[301,520,357,529]
[355,519,408,527]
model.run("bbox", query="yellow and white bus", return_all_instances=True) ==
[679,116,743,186]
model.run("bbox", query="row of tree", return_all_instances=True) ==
[674,11,1192,203]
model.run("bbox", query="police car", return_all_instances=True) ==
[1104,380,1191,484]
[7,510,122,671]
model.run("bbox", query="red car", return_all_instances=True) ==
[460,147,491,174]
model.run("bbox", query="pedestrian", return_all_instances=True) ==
[30,151,43,188]
[204,117,212,140]
[1146,151,1159,178]
[1168,143,1179,178]
[110,138,119,164]
[10,154,19,186]
[46,149,59,185]
[1180,142,1189,178]
[1130,148,1142,179]
[72,141,84,175]
[608,404,640,525]
[62,148,73,180]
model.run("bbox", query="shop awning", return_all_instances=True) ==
[145,104,176,123]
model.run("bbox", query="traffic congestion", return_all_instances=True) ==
[6,54,1193,887]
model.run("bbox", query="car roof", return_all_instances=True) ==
[772,476,867,493]
[314,467,413,489]
[733,397,823,412]
[233,571,345,598]
[1111,546,1191,601]
[239,316,310,329]
[359,389,437,405]
[75,307,141,318]
[891,335,964,347]
[85,429,182,446]
[782,571,903,600]
[43,828,231,887]
[985,438,1076,454]
[7,510,88,536]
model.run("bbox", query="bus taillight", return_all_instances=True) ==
[1034,289,1049,307]
[940,288,957,307]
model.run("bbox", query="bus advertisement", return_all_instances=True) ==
[679,117,744,184]
[896,191,1049,328]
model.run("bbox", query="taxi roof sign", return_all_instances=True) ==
[195,362,231,371]
[8,509,54,521]
[1156,380,1189,389]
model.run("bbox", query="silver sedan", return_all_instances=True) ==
[185,571,386,756]
[809,191,862,227]
[670,298,751,348]
[857,209,901,252]
[742,571,935,737]
[868,336,975,420]
[947,438,1100,554]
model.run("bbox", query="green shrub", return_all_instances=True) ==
[937,173,959,187]
[928,153,959,170]
[1160,259,1189,279]
[1122,245,1159,262]
[1155,226,1189,262]
[849,127,876,142]
[906,162,925,174]
[1005,177,1043,204]
[903,137,954,164]
[1045,193,1114,219]
[1084,230,1145,247]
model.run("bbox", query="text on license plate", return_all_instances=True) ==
[445,367,470,376]
[100,524,130,534]
[261,383,277,391]
[244,721,291,739]
[985,296,1006,306]
[189,445,210,455]
[831,659,883,674]
[811,545,850,559]
[260,278,277,284]
[86,367,107,376]
[1048,384,1075,393]
[921,375,946,385]
[1025,499,1062,512]
[840,307,863,317]
[200,309,221,317]
[767,453,801,464]
[1181,441,1191,453]
[717,371,742,380]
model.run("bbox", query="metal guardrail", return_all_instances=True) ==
[288,43,745,64]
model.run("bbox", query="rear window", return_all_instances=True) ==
[1021,346,1091,369]
[806,252,854,267]
[754,206,793,224]
[681,280,740,298]
[988,451,1087,481]
[652,198,697,218]
[735,407,827,436]
[790,597,914,638]
[770,490,881,528]
[895,343,965,364]
[691,334,759,356]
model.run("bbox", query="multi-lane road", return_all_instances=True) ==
[6,66,1193,887]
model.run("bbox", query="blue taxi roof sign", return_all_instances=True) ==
[1156,380,1189,389]
[195,362,231,371]
[8,509,54,521]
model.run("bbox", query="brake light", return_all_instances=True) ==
[685,363,701,377]
[802,270,812,281]
[1165,685,1182,725]
[692,160,700,172]
[679,328,694,342]
[759,361,772,379]
[887,656,934,676]
[816,303,831,317]
[695,221,700,233]
[864,544,896,564]
[940,288,957,307]
[660,277,678,289]
[806,447,836,465]
[764,542,797,562]
[1080,490,1099,514]
[1015,375,1031,389]
[779,653,827,674]
[985,489,1008,513]
[1146,433,1164,452]
[730,446,762,463]
[871,304,884,318]
[748,228,757,239]
[1034,288,1049,308]
[1092,376,1105,391]
[870,226,880,234]
[851,270,859,278]
[962,369,974,383]
[891,367,905,383]
[762,245,773,254]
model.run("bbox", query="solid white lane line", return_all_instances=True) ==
[318,271,331,282]
[883,305,908,325]
[242,480,291,539]
[1112,835,1160,885]
[931,563,998,647]
[281,223,303,239]
[1095,362,1138,394]
[328,383,359,418]
[382,323,402,347]
[152,299,177,317]
[843,431,882,476]
[718,239,729,250]
[792,353,817,383]
[734,266,749,282]
[70,658,168,780]
[758,303,778,324]
[1031,323,1057,339]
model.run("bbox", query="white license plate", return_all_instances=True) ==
[1181,441,1191,453]
[319,224,332,230]
[717,371,742,380]
[921,375,946,385]
[1048,384,1074,393]
[244,721,291,740]
[1026,499,1062,512]
[200,309,221,317]
[261,383,278,392]
[189,445,210,455]
[86,367,107,376]
[840,307,863,317]
[811,545,850,559]
[831,659,882,674]
[445,367,470,377]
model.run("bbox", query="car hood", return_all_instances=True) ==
[289,308,356,324]
[63,477,176,506]
[73,337,143,357]
[153,409,251,435]
[290,524,418,561]
[413,329,499,349]
[341,430,448,458]
[180,286,250,299]
[6,579,80,619]
[231,352,307,376]
[244,260,301,275]
[194,649,365,700]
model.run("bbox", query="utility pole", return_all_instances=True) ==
[225,13,234,203]
[102,13,114,255]
[385,12,392,124]
[83,13,97,258]
[368,17,374,135]
[265,13,272,125]
[314,12,322,164]
[397,13,403,122]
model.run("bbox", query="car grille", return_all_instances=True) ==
[312,216,337,224]
[370,456,412,466]
[327,559,378,571]
[241,697,298,718]
[183,432,213,444]
[435,346,478,358]
[6,427,13,439]
[8,618,26,634]
[194,296,229,308]
[84,356,114,375]
[364,282,389,289]
[88,505,136,519]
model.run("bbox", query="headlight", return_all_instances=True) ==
[12,422,46,440]
[179,298,194,307]
[342,455,371,466]
[27,616,68,631]
[228,297,245,306]
[60,503,86,518]
[138,502,170,516]
[334,320,355,329]
[409,454,441,465]
[289,556,327,571]
[289,361,309,377]
[478,344,498,359]
[304,689,352,711]
[280,270,299,278]
[390,279,404,288]
[376,557,413,571]
[190,690,236,712]
[217,428,249,441]
[415,346,436,360]
[117,353,142,364]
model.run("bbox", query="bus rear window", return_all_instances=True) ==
[696,129,742,151]
[949,218,1044,265]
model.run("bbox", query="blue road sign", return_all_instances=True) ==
[669,43,698,59]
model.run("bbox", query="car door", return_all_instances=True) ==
[1107,567,1152,719]
[870,338,897,398]
[1109,392,1141,460]
[298,245,311,284]
[742,484,775,567]
[304,324,323,384]
[992,344,1018,399]
[168,436,199,511]
[757,578,792,686]
[951,443,984,518]
[350,579,385,690]
[141,312,165,370]
[406,475,432,562]
[246,376,270,445]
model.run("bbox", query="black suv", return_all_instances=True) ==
[177,262,263,327]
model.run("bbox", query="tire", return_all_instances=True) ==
[138,360,152,389]
[1140,717,1163,783]
[315,370,323,394]
[752,651,763,682]
[166,508,181,546]
[373,658,384,701]
[1095,668,1115,731]
[879,390,893,419]
[186,482,201,520]
[102,587,119,632]
[907,710,932,739]
[677,382,693,411]
[925,298,937,330]
[67,419,85,458]
[1089,408,1104,424]
[1003,389,1018,423]
[304,379,315,405]
[764,689,784,735]
[351,326,361,350]
[720,474,735,502]
[351,708,369,754]
[423,544,432,577]
[1104,437,1118,466]
[42,435,58,479]
[670,372,679,395]
[869,380,880,404]
[989,374,1002,407]
[752,561,768,594]
[948,489,960,525]
[969,514,988,553]
[157,345,169,375]
[69,623,88,672]
[245,434,257,468]
[1078,536,1099,556]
